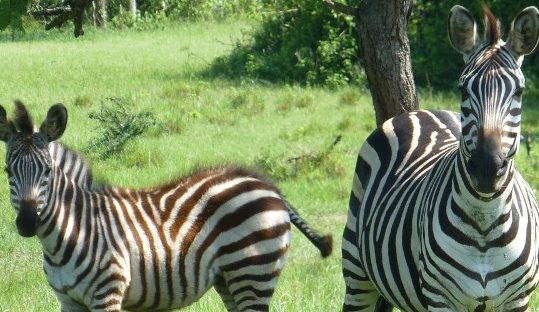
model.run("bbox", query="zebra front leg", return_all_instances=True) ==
[88,279,128,312]
[56,293,90,312]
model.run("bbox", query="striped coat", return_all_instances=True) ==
[0,102,332,312]
[342,5,539,312]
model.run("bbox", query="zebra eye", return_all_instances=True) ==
[459,87,470,102]
[513,88,524,100]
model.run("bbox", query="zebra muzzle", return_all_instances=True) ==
[15,199,39,238]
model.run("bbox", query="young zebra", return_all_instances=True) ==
[48,141,94,189]
[0,102,332,312]
[342,5,539,312]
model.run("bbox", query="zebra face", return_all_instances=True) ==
[5,134,53,237]
[448,5,539,194]
[0,102,68,237]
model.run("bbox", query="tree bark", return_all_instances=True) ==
[93,0,107,27]
[129,0,137,18]
[357,0,418,125]
[324,0,418,126]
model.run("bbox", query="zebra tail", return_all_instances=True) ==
[285,200,333,258]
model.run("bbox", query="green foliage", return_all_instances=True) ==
[110,6,168,31]
[86,97,157,159]
[208,0,363,87]
[0,0,29,33]
[162,0,266,20]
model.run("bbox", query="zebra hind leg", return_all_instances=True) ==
[214,276,240,312]
[342,208,385,312]
[375,297,393,312]
[219,270,280,312]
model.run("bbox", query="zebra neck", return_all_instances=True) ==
[451,152,515,233]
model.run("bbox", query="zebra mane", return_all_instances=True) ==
[14,100,35,135]
[482,3,501,46]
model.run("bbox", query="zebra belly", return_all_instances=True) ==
[121,244,219,311]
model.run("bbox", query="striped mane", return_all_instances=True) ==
[14,100,34,135]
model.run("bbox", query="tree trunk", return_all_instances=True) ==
[129,0,137,18]
[93,0,107,27]
[356,0,418,126]
[324,0,418,126]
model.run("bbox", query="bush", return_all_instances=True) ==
[86,97,157,159]
[207,0,363,87]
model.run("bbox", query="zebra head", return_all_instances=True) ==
[0,101,67,237]
[448,5,539,194]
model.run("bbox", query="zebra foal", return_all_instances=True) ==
[0,101,332,312]
[342,5,539,312]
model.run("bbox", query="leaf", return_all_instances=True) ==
[0,0,29,31]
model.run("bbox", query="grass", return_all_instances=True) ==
[0,20,538,312]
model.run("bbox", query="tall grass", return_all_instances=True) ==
[0,21,537,311]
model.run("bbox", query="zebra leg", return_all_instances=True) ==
[219,246,288,312]
[220,264,282,312]
[214,276,240,312]
[375,298,393,312]
[342,208,382,311]
[56,293,90,312]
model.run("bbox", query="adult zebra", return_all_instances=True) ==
[342,5,539,312]
[0,102,332,312]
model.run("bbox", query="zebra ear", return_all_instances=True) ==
[39,104,68,142]
[507,6,539,58]
[0,105,14,142]
[448,5,480,58]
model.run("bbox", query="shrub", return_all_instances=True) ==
[207,0,363,87]
[86,97,157,159]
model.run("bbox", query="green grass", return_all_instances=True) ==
[0,21,538,311]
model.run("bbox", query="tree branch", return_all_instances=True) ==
[321,0,359,16]
[30,0,94,37]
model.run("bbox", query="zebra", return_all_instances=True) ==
[342,5,539,312]
[0,101,333,312]
[48,141,94,189]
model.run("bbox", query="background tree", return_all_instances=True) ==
[128,0,135,18]
[0,0,30,35]
[31,0,94,37]
[92,0,107,27]
[323,0,417,125]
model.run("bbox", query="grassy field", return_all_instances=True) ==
[0,21,538,311]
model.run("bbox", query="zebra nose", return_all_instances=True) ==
[467,150,507,193]
[15,199,39,237]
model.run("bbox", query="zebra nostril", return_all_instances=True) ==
[466,158,476,172]
[497,159,508,177]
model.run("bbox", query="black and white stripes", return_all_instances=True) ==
[0,102,332,312]
[342,5,539,312]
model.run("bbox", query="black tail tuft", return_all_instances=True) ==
[285,200,333,258]
[318,234,333,258]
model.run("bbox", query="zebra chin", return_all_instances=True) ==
[15,199,39,238]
